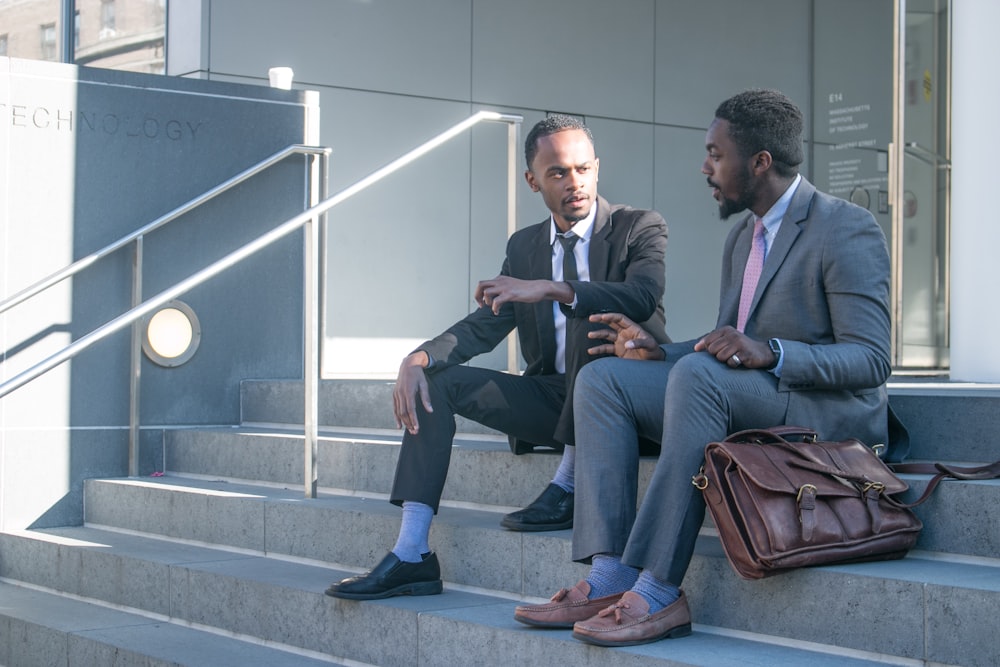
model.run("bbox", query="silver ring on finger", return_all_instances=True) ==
[730,354,742,367]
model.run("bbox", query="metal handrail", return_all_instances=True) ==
[0,109,523,498]
[0,144,331,317]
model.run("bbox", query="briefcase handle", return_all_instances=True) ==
[724,426,818,444]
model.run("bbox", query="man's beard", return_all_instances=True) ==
[716,169,755,220]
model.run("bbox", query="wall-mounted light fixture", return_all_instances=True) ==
[142,300,201,367]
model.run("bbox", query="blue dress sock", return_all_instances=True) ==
[631,569,680,613]
[585,553,639,598]
[391,501,433,563]
[551,444,575,493]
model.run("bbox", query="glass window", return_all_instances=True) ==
[100,0,116,37]
[0,3,60,61]
[40,22,57,61]
[77,0,166,73]
[0,1,165,72]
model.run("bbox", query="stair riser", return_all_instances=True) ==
[239,379,1000,464]
[4,522,997,666]
[83,480,588,595]
[685,555,999,664]
[163,431,999,560]
[0,582,341,667]
[70,480,1000,664]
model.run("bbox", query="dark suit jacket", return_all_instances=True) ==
[417,195,669,445]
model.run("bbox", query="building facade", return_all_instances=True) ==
[3,0,998,383]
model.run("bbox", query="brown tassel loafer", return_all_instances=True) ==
[514,580,624,629]
[572,590,692,647]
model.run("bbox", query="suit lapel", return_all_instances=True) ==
[720,214,755,327]
[748,178,814,316]
[587,196,613,280]
[528,220,557,365]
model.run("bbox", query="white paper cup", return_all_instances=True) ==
[268,67,294,90]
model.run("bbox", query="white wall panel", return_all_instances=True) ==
[950,0,1000,381]
[586,116,655,211]
[654,0,811,130]
[316,87,476,376]
[654,124,728,342]
[472,0,656,122]
[208,0,473,101]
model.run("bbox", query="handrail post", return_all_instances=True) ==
[303,152,323,498]
[506,119,521,375]
[128,236,144,477]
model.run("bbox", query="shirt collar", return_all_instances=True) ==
[549,202,597,246]
[758,174,801,236]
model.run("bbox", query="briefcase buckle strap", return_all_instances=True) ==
[862,481,886,531]
[797,484,818,540]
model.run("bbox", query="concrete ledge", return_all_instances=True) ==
[3,525,976,666]
[241,378,1000,464]
[50,478,1000,665]
[159,428,998,560]
[0,582,342,667]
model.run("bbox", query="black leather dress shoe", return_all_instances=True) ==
[500,483,573,531]
[324,552,443,600]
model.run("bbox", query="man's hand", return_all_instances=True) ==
[695,326,775,369]
[393,351,433,435]
[587,313,665,361]
[476,275,574,315]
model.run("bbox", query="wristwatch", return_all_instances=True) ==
[766,338,782,370]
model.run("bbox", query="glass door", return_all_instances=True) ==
[897,0,950,369]
[812,0,950,371]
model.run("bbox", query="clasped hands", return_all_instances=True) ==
[587,312,775,369]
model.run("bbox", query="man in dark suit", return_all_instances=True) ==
[514,89,894,646]
[325,114,669,601]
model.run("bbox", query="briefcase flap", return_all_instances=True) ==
[708,436,910,498]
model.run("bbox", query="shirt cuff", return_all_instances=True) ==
[769,339,785,377]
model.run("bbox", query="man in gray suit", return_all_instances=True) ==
[514,89,893,647]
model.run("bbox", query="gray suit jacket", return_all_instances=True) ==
[668,178,896,455]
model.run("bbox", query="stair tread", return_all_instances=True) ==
[80,478,1000,584]
[6,477,998,664]
[0,531,910,667]
[0,581,346,666]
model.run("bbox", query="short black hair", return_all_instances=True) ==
[715,89,803,177]
[524,114,595,170]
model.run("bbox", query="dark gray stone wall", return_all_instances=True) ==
[1,57,318,527]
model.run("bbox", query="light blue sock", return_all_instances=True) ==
[632,570,680,613]
[551,445,575,493]
[392,501,433,563]
[585,554,639,598]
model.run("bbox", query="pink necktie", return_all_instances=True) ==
[737,218,765,333]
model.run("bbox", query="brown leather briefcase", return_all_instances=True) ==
[692,427,922,580]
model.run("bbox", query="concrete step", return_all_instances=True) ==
[238,377,1000,463]
[163,425,567,511]
[162,426,1000,560]
[239,378,500,436]
[0,580,343,667]
[21,475,994,665]
[0,523,956,667]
